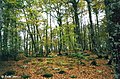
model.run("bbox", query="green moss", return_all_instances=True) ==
[58,70,66,74]
[70,75,77,78]
[21,74,31,79]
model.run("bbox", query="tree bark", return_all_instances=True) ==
[72,0,81,49]
[0,0,3,55]
[86,1,96,52]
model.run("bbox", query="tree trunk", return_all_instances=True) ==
[0,0,2,56]
[0,25,2,55]
[49,0,52,52]
[58,14,62,55]
[87,1,96,52]
[72,0,81,49]
[3,18,9,60]
[95,12,100,51]
[45,13,49,57]
[56,3,63,55]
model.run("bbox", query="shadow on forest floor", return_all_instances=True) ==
[0,61,16,75]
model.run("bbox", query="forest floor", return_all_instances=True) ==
[0,51,115,79]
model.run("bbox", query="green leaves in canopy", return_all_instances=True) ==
[92,0,105,13]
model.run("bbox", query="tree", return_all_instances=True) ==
[85,0,96,52]
[68,0,82,51]
[0,0,24,60]
[104,0,120,78]
[50,0,66,55]
[0,0,3,56]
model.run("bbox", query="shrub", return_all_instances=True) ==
[21,74,31,79]
[58,70,66,74]
[3,70,16,76]
[23,59,31,64]
[15,53,26,61]
[42,73,53,78]
[79,61,86,66]
[90,60,97,66]
[68,53,85,59]
[70,75,77,78]
[19,65,28,69]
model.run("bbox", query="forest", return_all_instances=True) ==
[0,0,120,79]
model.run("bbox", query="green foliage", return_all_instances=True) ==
[79,61,86,66]
[42,73,53,78]
[3,70,16,76]
[23,59,31,64]
[15,53,26,61]
[58,70,66,74]
[0,76,3,79]
[68,53,86,59]
[19,65,28,69]
[46,61,53,64]
[88,57,95,60]
[47,55,55,58]
[96,70,103,73]
[21,74,31,79]
[70,75,77,78]
[90,60,97,66]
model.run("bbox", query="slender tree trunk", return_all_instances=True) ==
[0,25,2,54]
[80,11,84,50]
[36,25,40,53]
[13,11,18,56]
[95,12,100,47]
[23,31,26,55]
[33,24,36,53]
[45,22,48,56]
[72,1,81,49]
[86,1,96,52]
[26,33,29,56]
[87,26,92,50]
[56,3,63,55]
[50,13,52,52]
[49,0,52,52]
[3,18,9,60]
[14,20,18,60]
[83,27,86,50]
[58,15,62,55]
[0,0,3,55]
[44,13,49,56]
